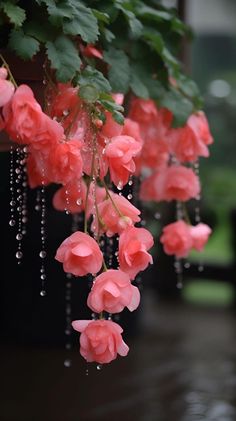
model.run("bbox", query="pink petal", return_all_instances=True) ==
[72,243,92,257]
[72,320,91,332]
[117,340,129,356]
[127,286,141,312]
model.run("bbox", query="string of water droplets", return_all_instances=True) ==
[193,160,204,273]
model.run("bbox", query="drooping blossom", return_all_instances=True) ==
[139,171,166,202]
[72,319,129,364]
[30,114,64,152]
[0,78,15,107]
[55,231,103,276]
[129,98,158,124]
[3,84,44,143]
[119,226,154,280]
[81,44,103,59]
[47,139,83,185]
[48,83,80,130]
[87,269,140,313]
[190,223,212,251]
[169,123,209,163]
[53,179,87,214]
[162,165,200,202]
[93,191,141,237]
[105,135,142,187]
[160,220,193,258]
[188,111,213,145]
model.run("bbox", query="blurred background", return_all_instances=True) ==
[1,0,236,420]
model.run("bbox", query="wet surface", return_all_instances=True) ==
[1,291,236,421]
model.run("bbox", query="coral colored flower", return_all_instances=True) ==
[100,112,123,139]
[72,319,129,363]
[87,269,140,313]
[188,111,213,145]
[53,179,87,214]
[169,124,209,163]
[3,84,44,144]
[142,136,169,169]
[160,220,192,258]
[139,171,166,202]
[26,148,50,188]
[55,231,103,276]
[93,192,141,237]
[0,79,15,107]
[47,139,83,185]
[30,114,64,152]
[82,44,103,59]
[163,165,200,202]
[129,98,158,124]
[105,135,142,187]
[122,118,143,144]
[190,223,212,251]
[119,226,154,280]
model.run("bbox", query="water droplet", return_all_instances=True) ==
[65,329,71,335]
[35,204,41,211]
[9,219,16,227]
[96,364,102,371]
[15,168,21,174]
[184,262,190,269]
[10,200,16,207]
[40,290,46,297]
[65,343,71,350]
[40,274,46,280]
[154,212,161,220]
[16,251,23,259]
[39,250,46,259]
[117,181,123,191]
[198,265,204,272]
[127,194,132,200]
[16,233,23,241]
[64,359,71,368]
[76,198,82,206]
[177,282,183,289]
[22,217,27,224]
[63,110,69,116]
[128,180,133,186]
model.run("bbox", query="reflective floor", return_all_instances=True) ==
[1,290,236,421]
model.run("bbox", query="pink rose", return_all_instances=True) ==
[188,111,213,145]
[87,269,140,313]
[30,114,64,152]
[119,226,154,280]
[163,165,200,202]
[160,220,193,258]
[0,78,15,107]
[72,319,129,364]
[190,223,212,251]
[47,139,83,185]
[93,192,141,237]
[53,179,87,214]
[129,98,158,124]
[105,135,142,187]
[169,124,209,163]
[55,231,103,276]
[3,84,44,144]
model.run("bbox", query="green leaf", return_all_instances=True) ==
[142,28,164,54]
[24,21,55,43]
[46,36,81,82]
[115,3,143,38]
[92,9,110,24]
[8,29,40,60]
[102,28,115,42]
[103,47,130,93]
[79,85,99,102]
[112,110,124,125]
[78,67,111,93]
[1,2,26,26]
[160,87,194,127]
[43,0,73,26]
[99,96,124,124]
[63,1,99,43]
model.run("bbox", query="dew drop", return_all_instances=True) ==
[16,233,23,241]
[64,359,71,368]
[198,265,204,272]
[96,364,102,371]
[35,204,41,211]
[40,274,46,280]
[39,250,46,259]
[76,198,82,206]
[40,290,46,297]
[154,212,161,220]
[10,200,16,207]
[117,181,123,191]
[128,180,133,186]
[9,219,16,227]
[16,251,23,259]
[127,194,132,200]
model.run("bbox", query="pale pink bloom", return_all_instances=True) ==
[119,226,154,280]
[53,179,87,214]
[163,165,201,202]
[105,135,142,187]
[188,111,213,145]
[3,84,44,144]
[160,220,192,258]
[93,192,141,237]
[0,67,8,79]
[47,139,83,185]
[55,231,103,276]
[26,148,50,188]
[169,124,209,162]
[72,319,129,364]
[87,269,140,313]
[0,79,15,107]
[190,223,212,251]
[139,171,166,202]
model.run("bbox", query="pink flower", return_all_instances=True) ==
[105,135,142,187]
[30,114,64,152]
[100,112,123,139]
[140,171,166,202]
[3,84,44,144]
[129,98,158,124]
[53,179,87,214]
[87,269,140,313]
[55,231,103,276]
[81,44,103,59]
[119,226,154,280]
[72,319,129,364]
[190,223,212,251]
[93,192,141,237]
[47,139,83,185]
[26,148,50,188]
[163,165,200,202]
[160,220,193,258]
[169,124,209,163]
[0,79,15,107]
[188,111,213,145]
